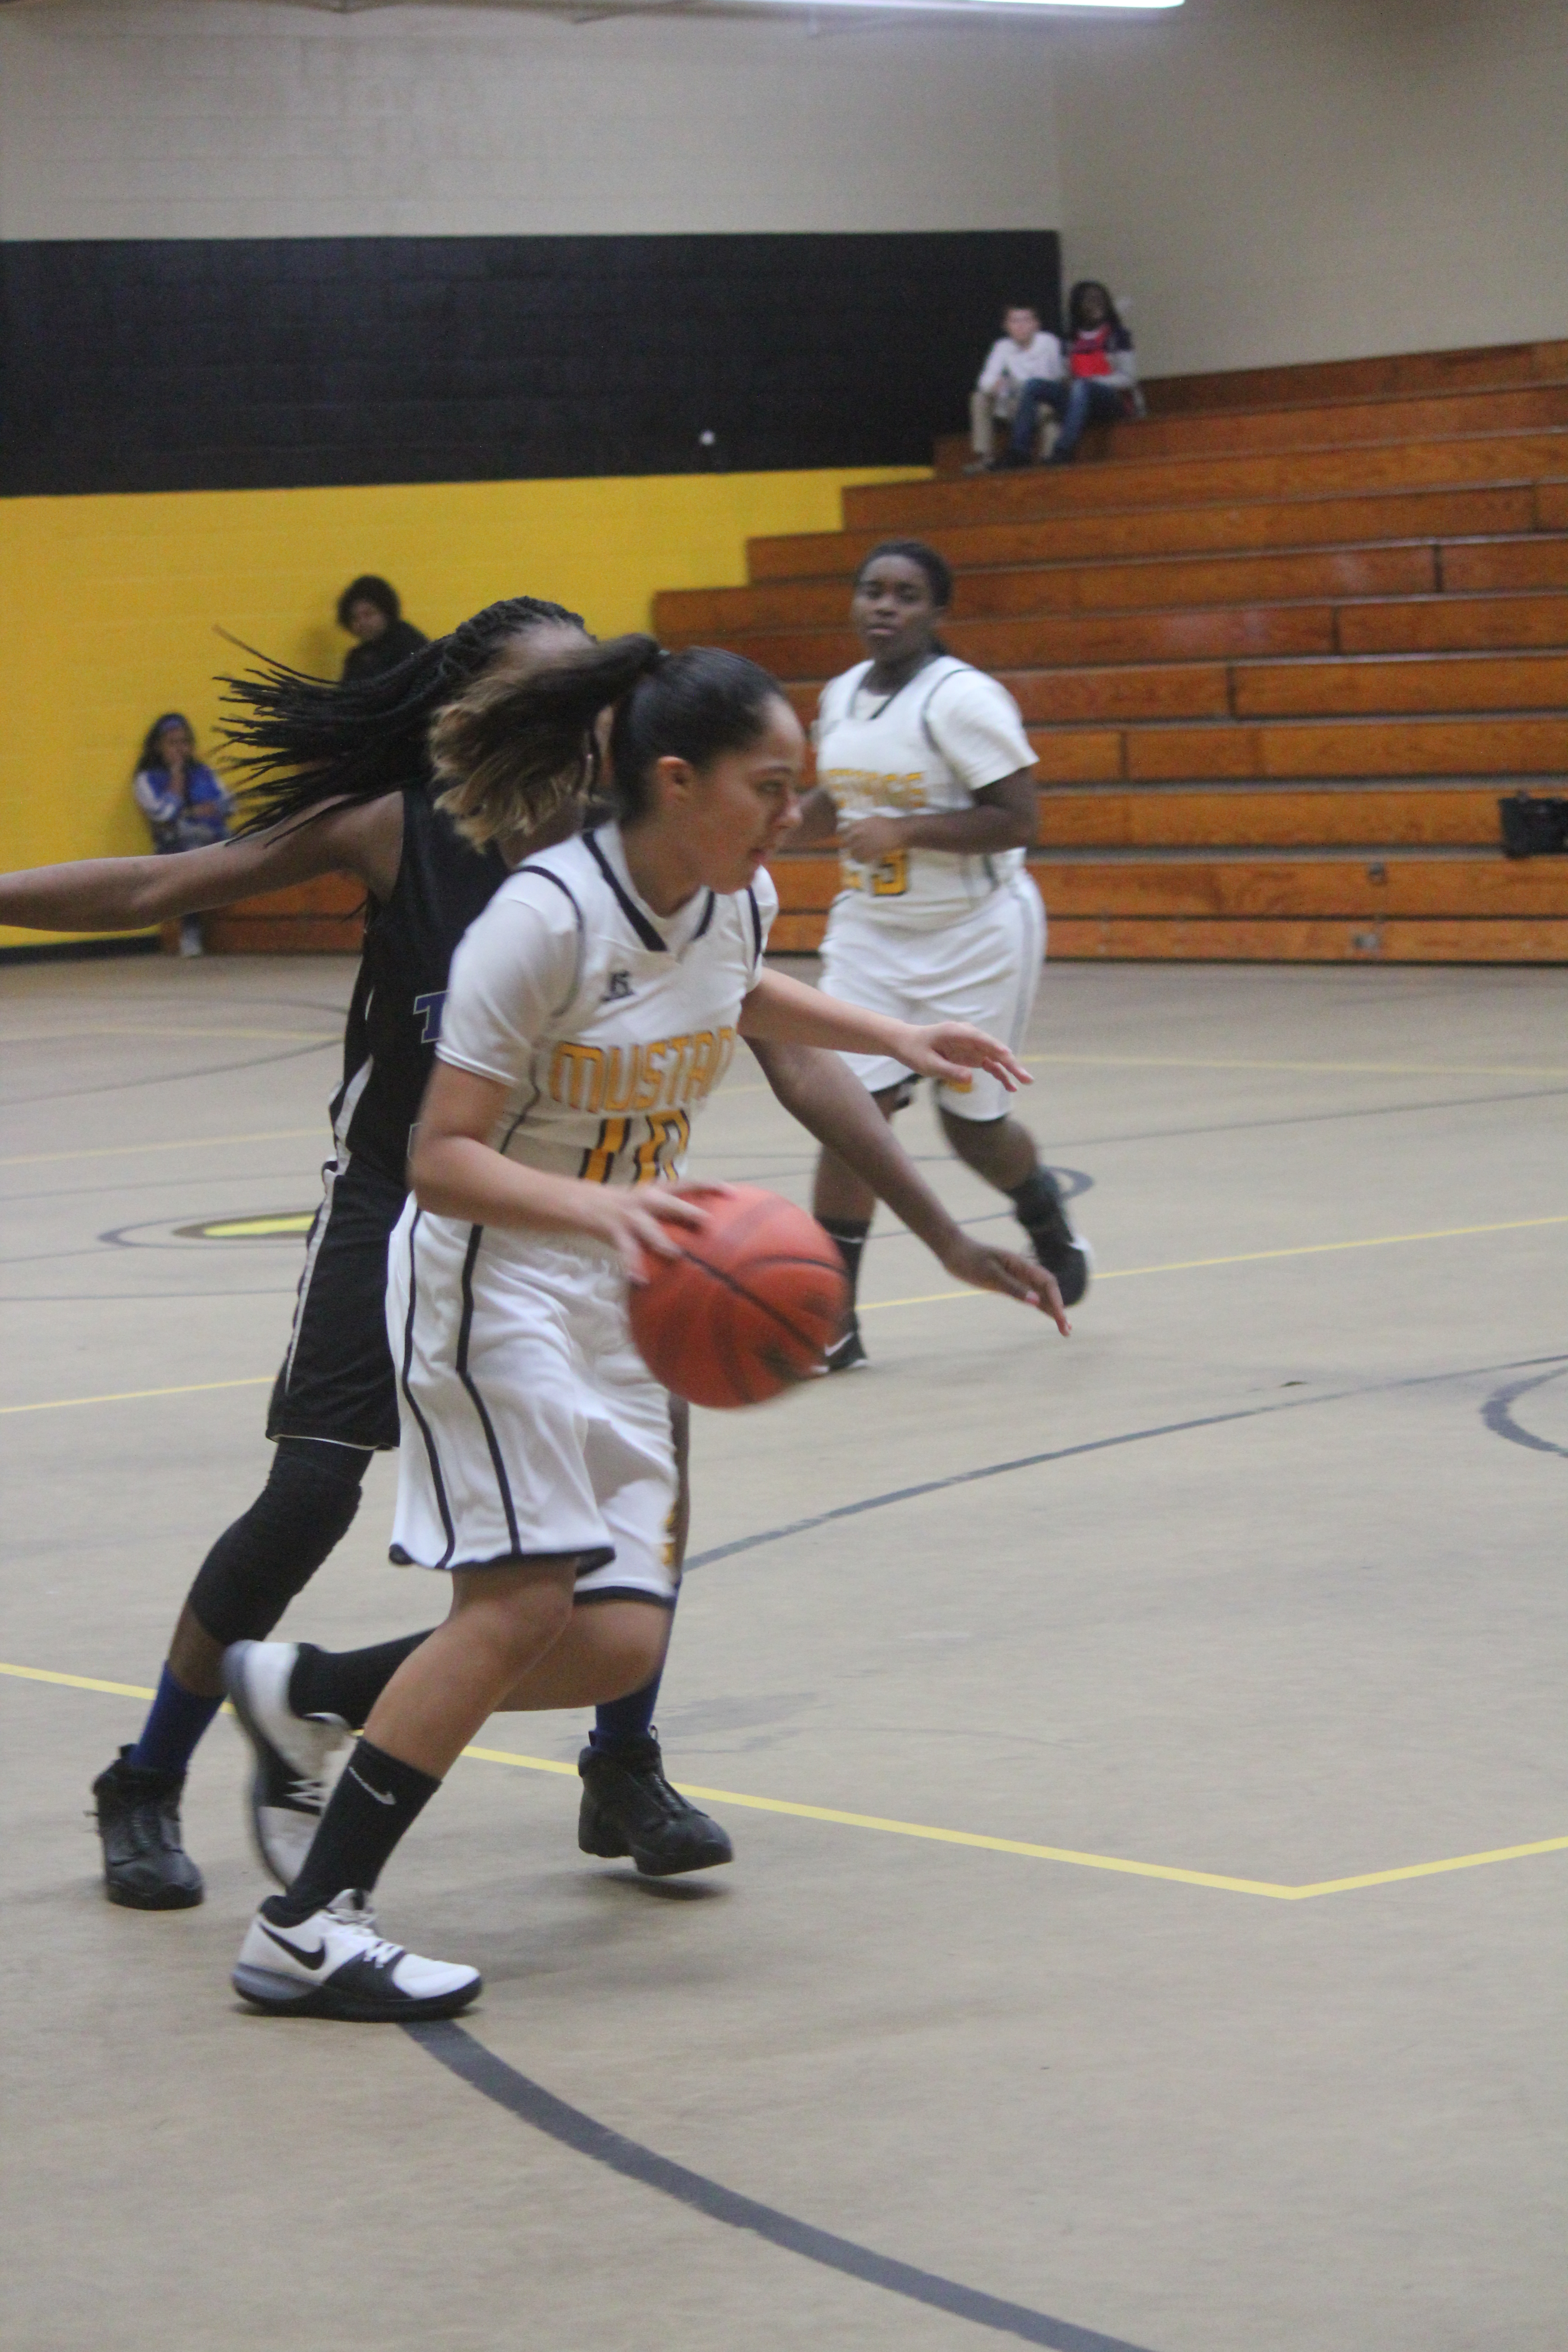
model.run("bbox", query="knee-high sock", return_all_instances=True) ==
[287,1630,433,1730]
[591,1658,666,1754]
[821,1216,871,1308]
[265,1738,439,1924]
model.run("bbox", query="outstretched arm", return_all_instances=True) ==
[0,795,403,934]
[748,1039,1068,1332]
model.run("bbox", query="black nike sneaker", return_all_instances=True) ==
[91,1746,204,1910]
[578,1735,734,1877]
[1019,1175,1092,1310]
[233,1889,481,2021]
[822,1319,870,1374]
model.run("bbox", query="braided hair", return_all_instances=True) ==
[432,636,786,851]
[221,594,584,838]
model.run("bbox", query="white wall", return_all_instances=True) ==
[1052,0,1568,377]
[0,0,1062,240]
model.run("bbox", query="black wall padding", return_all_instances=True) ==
[0,231,1061,497]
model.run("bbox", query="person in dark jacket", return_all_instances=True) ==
[337,575,429,682]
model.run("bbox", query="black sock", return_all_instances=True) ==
[264,1738,440,1924]
[1006,1166,1066,1236]
[287,1630,432,1730]
[821,1216,871,1306]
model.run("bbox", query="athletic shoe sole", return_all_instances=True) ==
[104,1876,204,1912]
[231,1964,481,2023]
[578,1798,733,1877]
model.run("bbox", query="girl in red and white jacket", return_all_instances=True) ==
[1005,281,1142,467]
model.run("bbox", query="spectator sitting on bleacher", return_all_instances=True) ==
[1004,281,1141,468]
[337,574,430,682]
[132,712,233,956]
[965,304,1063,474]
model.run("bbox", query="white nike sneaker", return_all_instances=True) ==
[232,1890,481,2021]
[223,1641,350,1887]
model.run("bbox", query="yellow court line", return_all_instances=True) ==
[1022,1053,1568,1080]
[5,1215,1562,1410]
[0,1375,273,1418]
[858,1213,1568,1315]
[5,1664,1564,1903]
[0,1127,323,1170]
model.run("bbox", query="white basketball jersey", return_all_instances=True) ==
[436,823,774,1214]
[813,654,1036,931]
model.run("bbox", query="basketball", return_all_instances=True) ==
[628,1184,851,1409]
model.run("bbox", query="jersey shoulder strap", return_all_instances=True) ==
[916,657,978,755]
[508,855,588,1021]
[818,661,872,733]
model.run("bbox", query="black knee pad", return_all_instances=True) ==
[187,1439,371,1647]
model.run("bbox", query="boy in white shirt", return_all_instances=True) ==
[967,304,1063,472]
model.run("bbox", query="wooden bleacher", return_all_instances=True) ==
[657,336,1568,962]
[203,338,1568,961]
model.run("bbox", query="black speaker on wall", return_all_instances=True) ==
[0,230,1062,496]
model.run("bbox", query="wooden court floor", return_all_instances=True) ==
[3,949,1565,2352]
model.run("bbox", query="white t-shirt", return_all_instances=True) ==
[976,333,1063,399]
[436,823,775,1221]
[813,656,1036,932]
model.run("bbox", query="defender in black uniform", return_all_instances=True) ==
[0,596,1060,1909]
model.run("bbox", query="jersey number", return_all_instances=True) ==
[869,849,909,898]
[580,1111,690,1186]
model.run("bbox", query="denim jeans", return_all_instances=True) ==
[1009,375,1126,460]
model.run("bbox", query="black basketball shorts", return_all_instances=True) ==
[266,1156,408,1452]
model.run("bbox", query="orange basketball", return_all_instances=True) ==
[628,1184,851,1409]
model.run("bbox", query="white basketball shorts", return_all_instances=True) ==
[386,1201,678,1605]
[818,875,1045,1121]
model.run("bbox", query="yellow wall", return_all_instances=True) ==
[0,464,920,948]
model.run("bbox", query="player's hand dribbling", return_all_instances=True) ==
[583,1186,709,1283]
[840,813,905,866]
[941,1235,1070,1335]
[894,1020,1030,1094]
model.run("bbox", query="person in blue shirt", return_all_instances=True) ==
[131,712,233,954]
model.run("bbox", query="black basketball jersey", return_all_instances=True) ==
[330,784,510,1181]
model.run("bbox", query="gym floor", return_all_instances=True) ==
[3,948,1565,2352]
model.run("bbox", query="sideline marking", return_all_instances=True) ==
[8,1215,1562,1416]
[0,1374,272,1417]
[6,1663,1563,1902]
[0,1127,322,1171]
[859,1213,1568,1315]
[407,2020,1159,2352]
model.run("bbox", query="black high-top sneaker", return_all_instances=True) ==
[91,1746,204,1910]
[1018,1172,1092,1309]
[822,1318,869,1374]
[578,1734,733,1877]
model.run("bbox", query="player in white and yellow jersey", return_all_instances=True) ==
[230,636,1049,2023]
[793,538,1090,1368]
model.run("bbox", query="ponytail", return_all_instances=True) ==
[433,635,662,849]
[433,636,786,849]
[220,594,583,838]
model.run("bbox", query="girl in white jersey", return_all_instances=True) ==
[794,538,1090,1369]
[231,635,1039,2022]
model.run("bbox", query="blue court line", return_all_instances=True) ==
[406,2020,1160,2352]
[686,1349,1568,1572]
